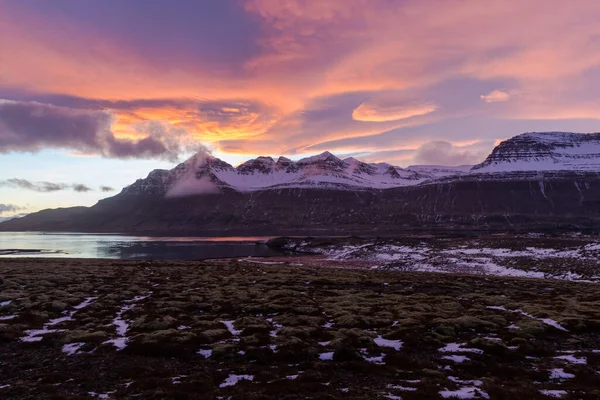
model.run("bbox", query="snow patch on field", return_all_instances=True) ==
[540,389,568,398]
[197,349,212,358]
[103,292,150,350]
[442,355,470,363]
[361,349,385,364]
[439,343,483,354]
[237,258,285,265]
[301,239,600,281]
[62,342,85,355]
[383,394,403,400]
[219,374,253,388]
[389,384,417,391]
[439,386,490,399]
[554,355,587,365]
[374,336,403,350]
[550,368,575,380]
[21,296,97,342]
[221,320,242,336]
[267,317,283,337]
[486,306,568,332]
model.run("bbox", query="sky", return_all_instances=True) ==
[3,0,600,216]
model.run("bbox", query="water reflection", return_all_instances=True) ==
[0,232,281,260]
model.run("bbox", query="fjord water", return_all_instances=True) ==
[0,232,279,260]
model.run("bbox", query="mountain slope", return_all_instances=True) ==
[2,132,600,234]
[472,132,600,172]
[123,151,454,196]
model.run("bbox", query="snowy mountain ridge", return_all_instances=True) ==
[123,132,600,196]
[472,132,600,172]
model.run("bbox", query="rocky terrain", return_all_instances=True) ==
[264,234,600,282]
[1,258,600,399]
[1,132,600,234]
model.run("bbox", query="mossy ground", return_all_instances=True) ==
[1,257,600,399]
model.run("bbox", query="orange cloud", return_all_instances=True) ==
[480,90,510,103]
[3,0,600,164]
[353,99,437,122]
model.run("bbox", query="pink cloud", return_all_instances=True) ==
[2,0,600,162]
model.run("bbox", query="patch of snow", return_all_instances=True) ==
[442,355,470,363]
[171,375,187,384]
[448,377,482,386]
[88,392,112,399]
[539,390,568,398]
[487,306,568,332]
[389,385,417,391]
[554,355,587,365]
[221,320,242,336]
[62,342,85,355]
[20,298,98,342]
[123,293,151,303]
[383,394,403,400]
[374,336,403,350]
[439,387,490,399]
[0,300,12,307]
[0,315,15,321]
[73,297,96,309]
[266,317,283,337]
[361,349,385,364]
[219,374,254,388]
[319,352,334,361]
[550,368,575,380]
[439,343,483,354]
[197,349,212,358]
[237,258,285,265]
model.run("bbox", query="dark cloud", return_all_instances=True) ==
[1,178,68,192]
[100,186,115,192]
[0,178,93,192]
[0,203,20,215]
[5,0,261,69]
[0,100,184,160]
[73,184,92,192]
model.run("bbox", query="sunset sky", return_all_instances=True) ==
[3,0,600,216]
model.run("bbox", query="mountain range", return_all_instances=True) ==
[2,132,600,234]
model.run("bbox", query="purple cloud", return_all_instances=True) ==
[3,0,261,70]
[0,203,20,215]
[0,100,183,160]
[413,141,484,166]
[73,184,93,193]
[1,178,94,192]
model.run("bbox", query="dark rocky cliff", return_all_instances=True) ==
[2,171,599,234]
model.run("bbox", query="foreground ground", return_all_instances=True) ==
[1,258,600,399]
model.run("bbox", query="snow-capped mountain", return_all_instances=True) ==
[3,132,600,234]
[123,151,441,195]
[472,132,600,172]
[122,132,600,196]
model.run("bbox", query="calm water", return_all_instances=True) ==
[0,232,281,260]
